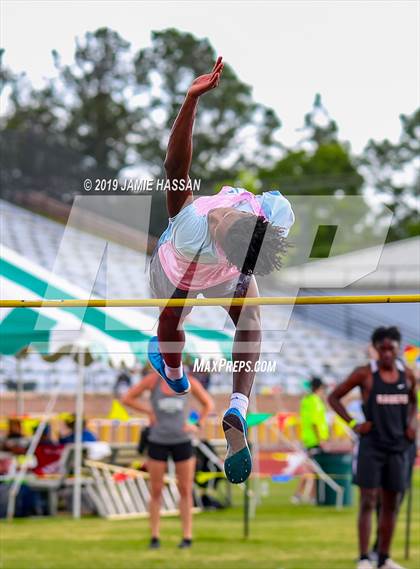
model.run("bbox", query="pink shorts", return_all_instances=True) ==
[148,248,253,316]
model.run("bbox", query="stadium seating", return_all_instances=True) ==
[0,199,366,394]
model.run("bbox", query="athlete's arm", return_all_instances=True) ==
[164,57,224,217]
[189,376,214,426]
[405,367,418,441]
[122,372,158,420]
[328,366,372,434]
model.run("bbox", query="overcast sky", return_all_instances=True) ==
[2,0,419,152]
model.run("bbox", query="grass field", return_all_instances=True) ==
[1,474,419,569]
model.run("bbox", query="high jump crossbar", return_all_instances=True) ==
[1,294,419,309]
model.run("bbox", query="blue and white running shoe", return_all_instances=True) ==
[147,336,190,395]
[222,408,252,484]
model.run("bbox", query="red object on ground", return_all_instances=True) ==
[33,444,64,475]
[113,472,129,483]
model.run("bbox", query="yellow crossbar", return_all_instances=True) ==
[0,294,419,308]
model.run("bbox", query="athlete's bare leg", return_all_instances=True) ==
[148,458,167,539]
[377,488,400,559]
[157,307,189,368]
[358,488,378,556]
[221,277,261,397]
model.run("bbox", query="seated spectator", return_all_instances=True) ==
[1,418,28,455]
[59,416,97,444]
[33,424,64,476]
[59,416,110,462]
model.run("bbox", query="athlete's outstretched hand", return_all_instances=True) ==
[187,56,224,98]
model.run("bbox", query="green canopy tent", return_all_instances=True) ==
[1,245,234,518]
[0,245,233,365]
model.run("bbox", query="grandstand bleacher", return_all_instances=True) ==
[2,198,417,395]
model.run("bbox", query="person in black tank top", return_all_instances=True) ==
[363,360,410,453]
[369,359,418,569]
[328,326,417,569]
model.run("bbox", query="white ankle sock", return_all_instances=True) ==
[164,362,184,380]
[229,392,249,419]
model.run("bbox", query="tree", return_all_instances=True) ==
[1,48,61,137]
[0,49,73,200]
[360,108,420,240]
[256,95,365,259]
[259,94,363,197]
[52,27,137,173]
[2,28,136,175]
[1,28,283,233]
[0,48,14,95]
[1,29,141,205]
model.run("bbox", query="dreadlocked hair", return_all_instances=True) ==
[220,215,288,276]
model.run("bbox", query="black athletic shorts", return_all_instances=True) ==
[148,440,194,463]
[354,435,411,493]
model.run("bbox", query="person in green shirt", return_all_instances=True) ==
[300,377,329,450]
[291,377,329,504]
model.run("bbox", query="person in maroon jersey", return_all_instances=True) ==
[328,326,417,569]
